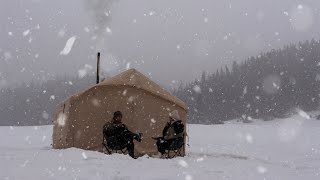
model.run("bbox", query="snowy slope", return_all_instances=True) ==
[1,114,320,180]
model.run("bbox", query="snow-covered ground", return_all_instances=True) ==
[1,114,320,180]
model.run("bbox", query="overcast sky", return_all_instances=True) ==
[1,0,320,88]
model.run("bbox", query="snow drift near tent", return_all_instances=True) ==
[52,68,188,157]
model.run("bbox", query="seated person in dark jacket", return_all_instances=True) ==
[155,110,184,155]
[103,111,142,158]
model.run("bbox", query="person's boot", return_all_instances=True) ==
[128,150,134,158]
[129,151,137,159]
[127,142,136,159]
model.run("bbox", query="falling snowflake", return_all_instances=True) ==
[84,64,93,69]
[193,85,201,93]
[243,86,247,95]
[257,166,267,174]
[272,82,280,89]
[92,98,100,106]
[297,109,310,119]
[316,74,320,81]
[57,113,67,126]
[196,157,204,162]
[246,133,253,143]
[185,174,193,180]
[4,52,12,61]
[128,96,134,102]
[178,160,188,168]
[106,27,112,34]
[78,64,93,78]
[50,95,55,100]
[126,62,131,70]
[82,152,88,159]
[42,111,49,120]
[60,36,76,55]
[290,4,314,32]
[122,89,128,96]
[20,160,29,167]
[84,27,90,32]
[262,75,281,94]
[149,11,155,16]
[58,29,66,38]
[23,29,30,36]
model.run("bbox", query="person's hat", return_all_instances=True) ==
[169,110,180,120]
[113,111,122,118]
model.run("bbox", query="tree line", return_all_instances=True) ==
[174,39,320,124]
[0,75,95,125]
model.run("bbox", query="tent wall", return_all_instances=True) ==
[65,86,187,156]
[52,99,74,149]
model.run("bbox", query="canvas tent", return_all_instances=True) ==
[52,68,188,157]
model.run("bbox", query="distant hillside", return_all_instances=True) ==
[174,39,320,124]
[0,75,95,126]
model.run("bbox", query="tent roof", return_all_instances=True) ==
[63,69,187,110]
[96,68,187,110]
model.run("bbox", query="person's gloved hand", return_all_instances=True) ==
[135,133,142,142]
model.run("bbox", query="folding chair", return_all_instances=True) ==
[102,133,128,155]
[153,136,185,159]
[164,137,184,159]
